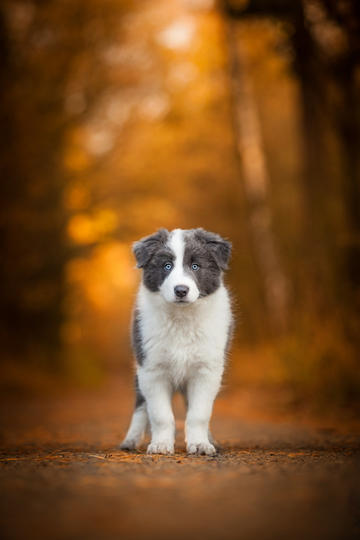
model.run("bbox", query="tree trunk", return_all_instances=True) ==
[225,18,290,333]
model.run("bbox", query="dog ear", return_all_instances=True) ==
[195,228,232,270]
[133,229,169,268]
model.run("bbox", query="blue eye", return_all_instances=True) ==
[164,262,173,271]
[191,263,199,271]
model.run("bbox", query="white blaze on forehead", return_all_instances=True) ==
[168,228,185,269]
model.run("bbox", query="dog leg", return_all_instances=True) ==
[120,402,148,450]
[185,369,221,456]
[120,374,149,450]
[139,372,175,454]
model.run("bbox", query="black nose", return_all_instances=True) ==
[174,285,189,298]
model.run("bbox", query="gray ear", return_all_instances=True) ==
[194,228,232,270]
[133,228,169,268]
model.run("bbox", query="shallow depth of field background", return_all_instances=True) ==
[1,0,360,417]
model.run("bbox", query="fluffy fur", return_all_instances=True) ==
[120,228,232,455]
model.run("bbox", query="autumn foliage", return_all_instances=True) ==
[0,0,359,413]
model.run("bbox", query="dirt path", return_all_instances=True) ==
[1,378,359,540]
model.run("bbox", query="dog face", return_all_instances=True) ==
[133,228,231,304]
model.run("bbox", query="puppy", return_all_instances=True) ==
[120,228,232,455]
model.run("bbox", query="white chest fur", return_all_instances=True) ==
[136,282,232,388]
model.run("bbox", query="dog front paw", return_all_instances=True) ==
[187,442,217,456]
[147,441,174,455]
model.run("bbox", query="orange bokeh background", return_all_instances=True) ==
[1,0,359,416]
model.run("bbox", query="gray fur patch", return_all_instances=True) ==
[134,374,145,409]
[225,319,234,357]
[183,228,232,297]
[192,228,232,270]
[132,309,145,365]
[133,229,174,292]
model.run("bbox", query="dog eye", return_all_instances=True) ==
[191,263,199,271]
[163,262,173,271]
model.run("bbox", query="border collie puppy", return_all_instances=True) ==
[120,228,232,455]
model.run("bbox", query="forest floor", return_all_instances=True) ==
[1,375,360,540]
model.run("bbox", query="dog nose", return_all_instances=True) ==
[174,285,189,298]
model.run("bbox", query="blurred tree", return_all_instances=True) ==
[223,0,360,343]
[0,0,359,407]
[226,17,290,333]
[0,0,101,362]
[0,4,66,361]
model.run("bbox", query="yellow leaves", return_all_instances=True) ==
[66,241,136,312]
[63,126,91,172]
[64,184,90,211]
[238,19,292,85]
[192,11,225,73]
[63,125,107,173]
[67,214,94,244]
[157,17,196,52]
[67,209,118,245]
[124,197,179,232]
[64,146,91,172]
